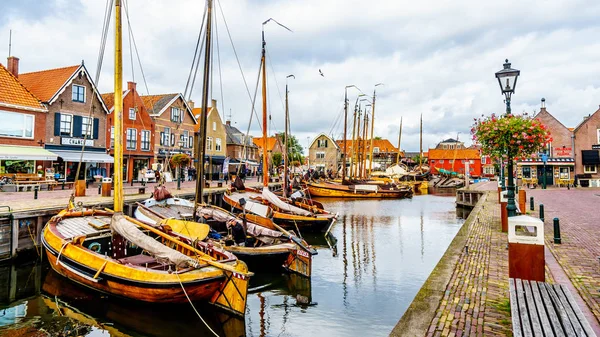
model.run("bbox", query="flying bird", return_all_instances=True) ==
[319,69,324,77]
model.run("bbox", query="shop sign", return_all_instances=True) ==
[62,137,94,147]
[553,147,572,157]
[592,144,600,150]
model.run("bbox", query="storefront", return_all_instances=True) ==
[579,149,600,187]
[0,145,58,175]
[517,157,575,187]
[48,149,114,182]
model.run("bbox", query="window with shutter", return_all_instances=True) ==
[171,133,175,146]
[54,112,61,136]
[160,132,164,146]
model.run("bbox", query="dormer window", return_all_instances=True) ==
[171,107,182,123]
[129,108,136,120]
[72,85,85,103]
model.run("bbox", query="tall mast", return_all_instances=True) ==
[113,0,123,212]
[396,117,403,164]
[261,30,269,188]
[369,93,376,175]
[362,112,369,178]
[194,0,213,214]
[419,113,423,169]
[341,89,348,182]
[350,103,357,179]
[283,82,289,197]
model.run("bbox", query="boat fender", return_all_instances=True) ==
[88,242,102,252]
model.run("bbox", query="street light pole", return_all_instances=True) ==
[495,59,520,217]
[542,151,548,189]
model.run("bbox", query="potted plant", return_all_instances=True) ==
[37,165,43,178]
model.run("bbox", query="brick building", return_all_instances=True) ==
[141,93,197,179]
[309,133,340,172]
[253,136,282,173]
[573,107,600,187]
[517,100,575,187]
[428,138,482,177]
[336,138,403,172]
[0,57,56,175]
[192,99,227,180]
[224,120,259,175]
[102,81,155,182]
[18,61,112,181]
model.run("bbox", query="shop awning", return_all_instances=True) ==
[205,155,226,165]
[518,157,575,166]
[582,150,600,165]
[0,145,58,161]
[50,150,114,163]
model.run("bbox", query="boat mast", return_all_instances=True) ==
[341,88,349,182]
[362,112,369,178]
[113,0,123,212]
[261,29,269,188]
[419,113,423,169]
[283,80,289,197]
[194,0,213,214]
[396,117,403,164]
[350,103,357,179]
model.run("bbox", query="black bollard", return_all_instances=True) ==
[530,197,534,211]
[553,218,561,244]
[62,180,65,190]
[34,186,38,200]
[98,184,102,195]
[539,204,544,222]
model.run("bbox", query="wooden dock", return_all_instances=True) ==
[455,188,486,208]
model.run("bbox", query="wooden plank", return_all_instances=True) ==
[510,279,525,337]
[545,283,577,337]
[552,284,587,337]
[523,280,544,337]
[559,284,597,337]
[516,279,534,337]
[538,281,566,337]
[530,281,556,337]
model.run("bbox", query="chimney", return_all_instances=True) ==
[540,97,546,111]
[211,99,217,108]
[187,100,195,109]
[226,120,231,126]
[7,56,19,77]
[127,81,136,91]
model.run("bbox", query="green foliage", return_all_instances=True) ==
[276,133,304,163]
[272,152,282,167]
[170,153,191,167]
[374,136,382,140]
[471,113,552,160]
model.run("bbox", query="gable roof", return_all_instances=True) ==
[428,148,481,160]
[101,90,130,113]
[19,63,109,114]
[140,93,197,123]
[309,133,340,150]
[225,124,258,147]
[253,136,278,151]
[574,107,600,133]
[533,108,571,132]
[0,63,46,112]
[336,138,400,154]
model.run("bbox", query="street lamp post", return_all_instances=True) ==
[495,59,521,217]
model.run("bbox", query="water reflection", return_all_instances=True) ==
[1,193,465,337]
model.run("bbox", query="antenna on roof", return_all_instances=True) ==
[227,108,232,123]
[8,30,12,57]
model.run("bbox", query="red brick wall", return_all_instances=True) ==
[0,105,47,147]
[535,108,573,158]
[574,108,600,176]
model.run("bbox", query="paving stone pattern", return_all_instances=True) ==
[426,192,512,337]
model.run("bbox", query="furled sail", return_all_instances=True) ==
[261,187,312,216]
[110,213,198,268]
[197,206,284,244]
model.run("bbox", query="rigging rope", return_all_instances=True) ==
[214,8,226,121]
[183,1,207,100]
[122,0,152,96]
[175,272,220,337]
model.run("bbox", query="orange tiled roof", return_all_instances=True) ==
[428,148,481,160]
[19,65,80,102]
[140,93,179,115]
[192,107,215,131]
[253,136,278,151]
[101,92,117,110]
[336,138,400,154]
[0,63,45,110]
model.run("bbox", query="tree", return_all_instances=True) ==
[272,152,282,167]
[471,113,552,161]
[276,133,304,164]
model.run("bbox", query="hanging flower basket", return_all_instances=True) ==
[471,113,552,161]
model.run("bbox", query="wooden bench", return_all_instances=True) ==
[509,278,596,337]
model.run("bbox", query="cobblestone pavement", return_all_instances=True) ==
[527,187,600,324]
[426,192,512,337]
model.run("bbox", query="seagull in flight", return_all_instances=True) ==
[319,69,324,77]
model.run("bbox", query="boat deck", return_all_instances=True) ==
[57,216,113,239]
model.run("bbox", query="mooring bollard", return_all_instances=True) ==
[34,186,38,200]
[98,184,102,195]
[539,204,544,222]
[530,197,534,211]
[62,180,65,190]
[553,218,561,244]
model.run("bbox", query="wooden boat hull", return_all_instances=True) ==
[306,183,412,198]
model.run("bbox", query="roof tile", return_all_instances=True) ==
[0,63,45,110]
[19,65,79,102]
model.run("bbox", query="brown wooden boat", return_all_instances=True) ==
[42,208,251,316]
[306,181,413,198]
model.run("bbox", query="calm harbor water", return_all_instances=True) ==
[0,191,466,337]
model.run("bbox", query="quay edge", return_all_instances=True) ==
[390,190,488,337]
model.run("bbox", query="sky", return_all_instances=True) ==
[2,0,600,154]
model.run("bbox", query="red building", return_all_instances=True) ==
[428,138,482,177]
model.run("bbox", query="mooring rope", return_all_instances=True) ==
[175,272,220,337]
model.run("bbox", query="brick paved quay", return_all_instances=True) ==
[393,182,600,337]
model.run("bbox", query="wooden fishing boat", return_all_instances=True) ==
[42,208,251,315]
[134,198,316,277]
[306,181,413,198]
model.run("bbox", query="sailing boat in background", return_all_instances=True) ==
[223,20,337,232]
[41,0,251,317]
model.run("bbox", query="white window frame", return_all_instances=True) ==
[597,128,600,144]
[171,107,182,123]
[316,152,325,159]
[207,137,213,151]
[72,84,86,103]
[0,110,35,139]
[213,121,217,131]
[81,116,92,137]
[163,127,170,146]
[215,138,222,151]
[126,128,137,150]
[110,126,115,148]
[141,130,150,151]
[584,165,597,174]
[129,108,136,120]
[559,167,570,180]
[182,130,189,148]
[60,113,73,136]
